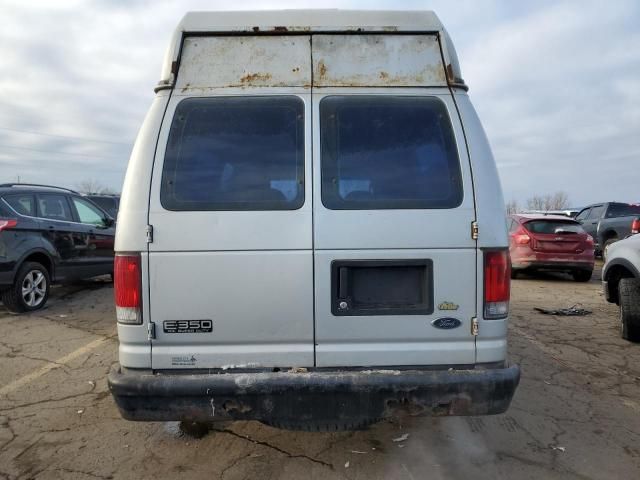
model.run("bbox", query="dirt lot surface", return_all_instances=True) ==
[1,265,640,479]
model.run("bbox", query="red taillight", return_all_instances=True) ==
[0,219,18,232]
[114,254,142,324]
[632,218,640,235]
[513,227,531,245]
[484,250,510,319]
[585,235,595,246]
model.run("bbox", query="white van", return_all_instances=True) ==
[108,10,519,430]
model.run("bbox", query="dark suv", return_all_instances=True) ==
[0,184,116,313]
[85,194,120,219]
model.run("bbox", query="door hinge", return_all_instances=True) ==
[471,317,479,336]
[146,224,154,243]
[471,221,479,240]
[147,322,156,340]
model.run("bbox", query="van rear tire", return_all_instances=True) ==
[619,278,640,342]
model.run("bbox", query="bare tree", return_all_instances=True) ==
[526,194,547,211]
[505,199,519,214]
[549,191,570,210]
[75,179,116,195]
[526,192,570,211]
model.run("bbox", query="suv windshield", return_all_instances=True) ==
[320,96,463,210]
[524,220,584,234]
[160,96,304,211]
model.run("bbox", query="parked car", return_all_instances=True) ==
[508,214,595,281]
[85,194,120,219]
[0,183,115,313]
[108,9,520,431]
[574,202,640,257]
[602,234,640,341]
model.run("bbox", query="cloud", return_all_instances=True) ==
[0,0,637,207]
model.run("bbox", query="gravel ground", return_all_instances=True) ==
[1,264,639,480]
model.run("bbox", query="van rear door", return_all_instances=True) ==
[147,36,313,369]
[311,35,478,367]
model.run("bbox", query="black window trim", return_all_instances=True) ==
[160,95,306,212]
[319,94,464,211]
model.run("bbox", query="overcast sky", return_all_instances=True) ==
[0,0,638,207]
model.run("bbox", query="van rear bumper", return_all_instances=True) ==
[108,364,520,426]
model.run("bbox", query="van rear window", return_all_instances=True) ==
[160,96,304,211]
[320,96,463,210]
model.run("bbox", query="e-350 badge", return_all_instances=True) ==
[163,320,212,333]
[438,301,459,311]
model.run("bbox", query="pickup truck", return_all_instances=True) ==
[575,203,640,256]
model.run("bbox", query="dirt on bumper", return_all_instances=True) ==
[108,364,520,426]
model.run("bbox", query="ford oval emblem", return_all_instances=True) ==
[431,317,462,329]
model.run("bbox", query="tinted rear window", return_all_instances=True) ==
[161,96,304,211]
[524,220,584,234]
[3,194,35,216]
[87,197,117,217]
[605,203,640,218]
[320,96,463,210]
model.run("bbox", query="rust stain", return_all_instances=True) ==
[379,71,389,81]
[317,61,327,78]
[239,72,272,84]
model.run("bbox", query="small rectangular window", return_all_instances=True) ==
[37,194,73,222]
[161,96,305,211]
[320,96,463,210]
[587,206,605,219]
[3,194,35,216]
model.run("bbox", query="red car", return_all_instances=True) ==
[508,214,595,282]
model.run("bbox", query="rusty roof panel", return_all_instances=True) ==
[312,35,446,87]
[175,36,312,90]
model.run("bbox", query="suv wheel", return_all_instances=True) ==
[1,262,51,313]
[572,270,592,282]
[619,278,640,342]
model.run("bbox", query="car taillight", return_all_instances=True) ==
[513,227,530,245]
[585,235,594,246]
[632,218,640,235]
[0,219,18,232]
[484,250,510,319]
[114,254,142,324]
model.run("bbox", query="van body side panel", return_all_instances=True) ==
[454,93,509,362]
[115,94,170,253]
[115,95,170,369]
